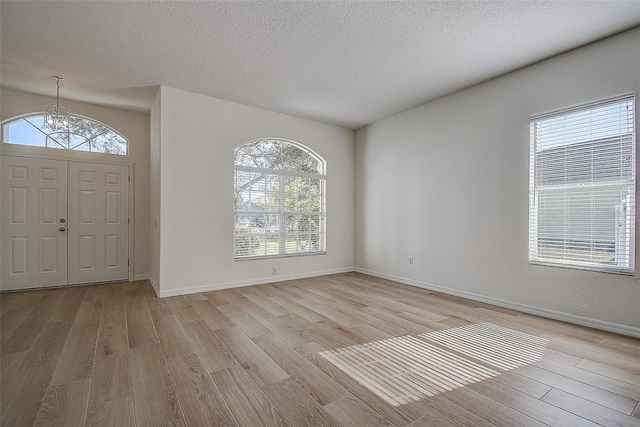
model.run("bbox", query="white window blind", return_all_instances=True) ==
[529,95,635,274]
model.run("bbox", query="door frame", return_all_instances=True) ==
[1,154,134,287]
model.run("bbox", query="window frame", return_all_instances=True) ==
[233,138,326,261]
[529,94,636,275]
[1,112,128,156]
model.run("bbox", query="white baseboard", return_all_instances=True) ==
[157,267,354,298]
[147,275,159,296]
[133,274,150,281]
[355,267,640,338]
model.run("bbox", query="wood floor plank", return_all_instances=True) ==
[324,395,394,427]
[349,323,393,342]
[155,314,194,359]
[296,341,423,426]
[86,396,135,427]
[535,357,640,401]
[263,377,342,426]
[34,378,91,427]
[469,377,601,426]
[127,308,158,349]
[489,370,552,399]
[73,300,104,328]
[0,306,33,345]
[181,320,239,373]
[48,286,88,324]
[96,304,128,354]
[193,300,234,330]
[598,335,640,356]
[253,333,349,405]
[129,343,182,426]
[576,358,640,385]
[1,291,65,354]
[438,384,548,427]
[88,303,132,407]
[542,388,640,427]
[267,295,328,322]
[102,282,126,306]
[241,288,292,316]
[515,363,638,414]
[19,321,72,369]
[211,366,290,427]
[172,303,204,325]
[303,301,366,328]
[88,348,131,407]
[145,295,173,323]
[166,353,239,426]
[217,303,272,338]
[305,319,371,349]
[544,331,639,373]
[215,325,289,387]
[245,308,315,347]
[542,348,582,366]
[360,306,432,334]
[0,351,27,402]
[203,290,232,306]
[0,365,54,427]
[409,393,497,427]
[633,402,640,419]
[50,326,99,385]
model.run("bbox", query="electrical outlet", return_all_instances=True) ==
[272,267,277,275]
[409,256,414,264]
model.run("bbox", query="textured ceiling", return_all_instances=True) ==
[1,1,639,129]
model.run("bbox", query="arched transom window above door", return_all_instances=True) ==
[234,138,326,260]
[2,113,127,155]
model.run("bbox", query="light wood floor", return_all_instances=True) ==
[1,273,639,426]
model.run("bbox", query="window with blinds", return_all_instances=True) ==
[234,139,326,260]
[529,95,636,274]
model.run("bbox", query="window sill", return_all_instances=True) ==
[235,251,326,262]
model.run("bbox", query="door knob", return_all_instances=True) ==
[60,218,66,223]
[59,227,66,232]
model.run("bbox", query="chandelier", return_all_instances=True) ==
[43,76,70,132]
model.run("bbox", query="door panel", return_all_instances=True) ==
[1,157,68,290]
[68,162,128,285]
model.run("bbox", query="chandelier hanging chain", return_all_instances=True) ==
[43,75,70,133]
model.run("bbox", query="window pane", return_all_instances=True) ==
[234,138,325,259]
[3,119,47,147]
[1,114,127,155]
[530,96,635,273]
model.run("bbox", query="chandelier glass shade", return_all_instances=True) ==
[43,76,70,132]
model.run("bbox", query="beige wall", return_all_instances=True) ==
[152,86,355,296]
[0,88,151,278]
[355,29,640,334]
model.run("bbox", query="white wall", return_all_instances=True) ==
[149,90,161,291]
[154,86,354,296]
[355,28,640,333]
[0,89,151,278]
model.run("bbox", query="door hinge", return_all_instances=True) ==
[128,175,131,183]
[128,259,130,266]
[128,217,130,224]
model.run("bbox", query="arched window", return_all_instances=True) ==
[234,138,326,260]
[2,113,127,155]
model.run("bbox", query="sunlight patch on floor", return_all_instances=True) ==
[320,322,548,406]
[421,322,548,370]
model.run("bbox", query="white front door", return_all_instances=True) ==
[68,162,129,284]
[0,156,129,290]
[1,157,68,290]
